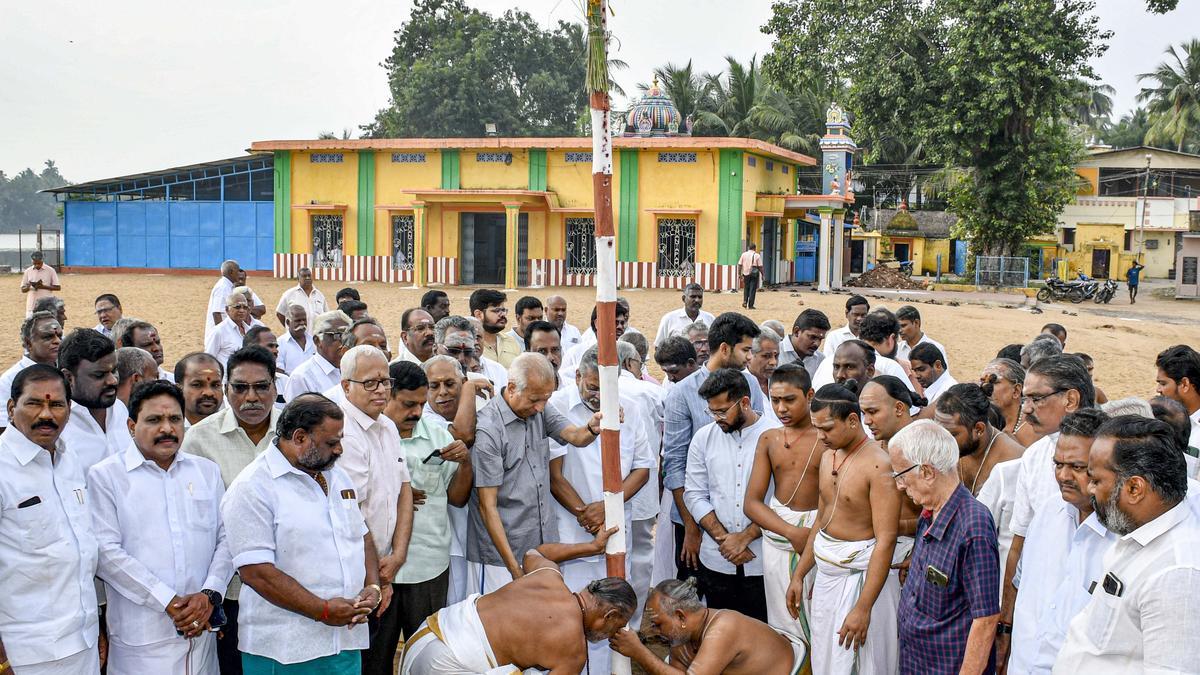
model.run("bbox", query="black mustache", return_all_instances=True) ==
[33,421,59,430]
[155,434,179,444]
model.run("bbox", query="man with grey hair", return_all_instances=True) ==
[205,259,240,343]
[205,291,253,367]
[654,282,715,347]
[1020,333,1062,369]
[888,420,1000,674]
[274,266,327,328]
[284,310,350,402]
[114,346,159,407]
[277,303,315,374]
[610,577,804,674]
[336,345,414,674]
[679,320,711,364]
[467,353,614,593]
[749,326,782,398]
[547,345,654,673]
[439,316,507,389]
[0,310,61,431]
[34,295,67,328]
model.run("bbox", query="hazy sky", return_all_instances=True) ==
[2,0,1195,181]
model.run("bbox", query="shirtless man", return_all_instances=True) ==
[857,375,927,557]
[611,578,804,675]
[743,363,821,641]
[401,530,634,675]
[786,382,901,675]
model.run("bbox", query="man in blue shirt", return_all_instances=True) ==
[1126,260,1144,304]
[889,420,1000,675]
[662,313,764,584]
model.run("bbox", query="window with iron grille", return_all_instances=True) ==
[565,152,592,163]
[310,153,344,164]
[565,218,596,274]
[657,218,696,277]
[391,153,426,163]
[476,152,512,163]
[747,156,757,167]
[658,152,697,163]
[766,160,775,171]
[392,215,415,270]
[312,215,344,268]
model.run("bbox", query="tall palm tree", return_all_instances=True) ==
[1071,79,1116,135]
[1137,39,1200,152]
[746,81,829,156]
[695,55,763,137]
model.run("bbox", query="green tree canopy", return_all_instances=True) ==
[1137,39,1200,153]
[365,0,590,138]
[0,160,68,234]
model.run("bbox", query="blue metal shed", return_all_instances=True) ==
[44,156,274,271]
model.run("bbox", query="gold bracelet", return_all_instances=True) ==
[0,661,10,674]
[366,583,383,606]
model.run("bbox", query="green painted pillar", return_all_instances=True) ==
[356,150,375,256]
[441,150,460,190]
[273,151,291,253]
[617,149,639,261]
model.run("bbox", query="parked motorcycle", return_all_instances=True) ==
[1036,275,1086,304]
[1094,279,1118,304]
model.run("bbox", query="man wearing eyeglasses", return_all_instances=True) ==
[994,355,1094,669]
[335,345,414,675]
[284,310,351,403]
[92,294,122,339]
[181,345,281,675]
[205,292,253,368]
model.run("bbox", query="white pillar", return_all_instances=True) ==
[831,210,846,289]
[817,209,832,292]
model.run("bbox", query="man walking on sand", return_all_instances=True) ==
[739,243,764,310]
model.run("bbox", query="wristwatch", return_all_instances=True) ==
[996,622,1013,635]
[201,589,223,607]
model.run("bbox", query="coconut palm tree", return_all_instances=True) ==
[1137,39,1200,152]
[694,55,763,137]
[1071,79,1116,136]
[746,81,828,156]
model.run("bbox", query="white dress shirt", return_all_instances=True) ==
[283,355,341,403]
[559,323,583,349]
[895,332,948,364]
[221,446,369,664]
[619,370,665,522]
[88,444,233,648]
[275,285,327,329]
[811,350,914,393]
[776,337,825,378]
[653,308,716,347]
[1053,501,1200,674]
[158,366,175,383]
[93,323,113,339]
[0,428,100,667]
[0,355,36,427]
[204,316,248,367]
[820,324,855,358]
[336,399,412,558]
[923,370,958,404]
[480,357,509,390]
[1010,499,1116,675]
[548,386,655,561]
[684,414,778,575]
[975,458,1021,597]
[61,399,131,473]
[1009,432,1062,538]
[204,277,234,344]
[277,331,315,375]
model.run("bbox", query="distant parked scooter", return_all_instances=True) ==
[1094,279,1118,304]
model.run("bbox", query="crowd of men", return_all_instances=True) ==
[2,255,1199,675]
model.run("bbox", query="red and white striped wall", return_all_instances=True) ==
[528,259,740,291]
[426,257,458,285]
[273,253,415,283]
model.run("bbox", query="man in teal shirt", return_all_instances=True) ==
[1126,260,1145,303]
[384,361,474,642]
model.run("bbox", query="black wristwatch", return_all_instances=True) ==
[996,622,1013,635]
[201,589,223,607]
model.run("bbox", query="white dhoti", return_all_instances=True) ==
[11,648,100,675]
[108,633,217,675]
[448,504,470,605]
[809,530,900,675]
[401,594,543,675]
[629,516,655,630]
[650,490,677,588]
[784,632,809,675]
[466,562,515,596]
[763,497,817,651]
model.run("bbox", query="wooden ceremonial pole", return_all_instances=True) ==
[586,0,625,582]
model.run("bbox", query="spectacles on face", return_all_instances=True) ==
[348,377,394,391]
[229,303,250,311]
[94,306,118,316]
[707,400,741,420]
[442,346,477,357]
[318,330,346,341]
[228,381,273,395]
[1025,388,1067,407]
[891,464,921,482]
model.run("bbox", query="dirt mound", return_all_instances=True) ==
[847,266,927,290]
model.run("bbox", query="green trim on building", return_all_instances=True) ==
[441,150,460,190]
[617,149,639,261]
[717,149,744,265]
[273,150,291,253]
[356,150,375,255]
[528,149,547,191]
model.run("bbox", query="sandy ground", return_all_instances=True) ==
[6,272,1200,399]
